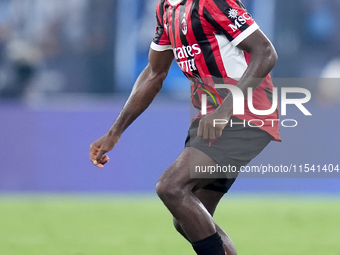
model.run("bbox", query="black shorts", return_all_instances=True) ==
[185,116,273,193]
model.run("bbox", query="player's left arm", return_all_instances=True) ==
[198,29,278,139]
[235,29,278,96]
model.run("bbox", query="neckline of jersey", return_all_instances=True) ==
[168,0,183,6]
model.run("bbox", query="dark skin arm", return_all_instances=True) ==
[90,49,174,168]
[197,29,278,140]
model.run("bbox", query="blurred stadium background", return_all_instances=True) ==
[0,0,339,254]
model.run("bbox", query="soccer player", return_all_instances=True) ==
[90,0,280,254]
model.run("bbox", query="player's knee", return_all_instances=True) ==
[155,180,185,203]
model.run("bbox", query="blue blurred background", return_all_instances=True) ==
[0,0,339,194]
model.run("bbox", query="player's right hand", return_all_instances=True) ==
[90,132,120,168]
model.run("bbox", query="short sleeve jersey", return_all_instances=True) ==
[151,0,281,141]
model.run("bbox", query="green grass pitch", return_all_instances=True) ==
[0,194,339,255]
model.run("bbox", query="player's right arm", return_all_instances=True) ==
[90,48,174,168]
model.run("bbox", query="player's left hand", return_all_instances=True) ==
[197,110,231,140]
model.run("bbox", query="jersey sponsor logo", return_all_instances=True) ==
[173,44,201,60]
[227,8,252,32]
[178,59,197,72]
[173,44,202,72]
[228,9,238,19]
[181,17,188,35]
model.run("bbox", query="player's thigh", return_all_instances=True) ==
[156,147,218,194]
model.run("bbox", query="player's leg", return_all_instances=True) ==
[156,118,272,255]
[156,147,226,255]
[173,188,237,255]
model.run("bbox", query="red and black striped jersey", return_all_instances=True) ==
[151,0,280,141]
